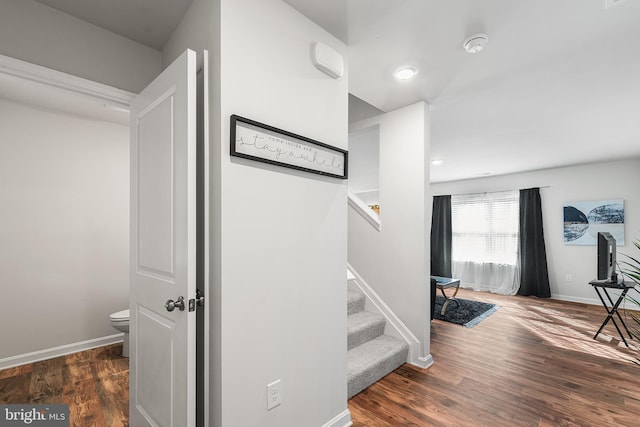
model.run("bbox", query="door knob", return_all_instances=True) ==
[165,296,186,312]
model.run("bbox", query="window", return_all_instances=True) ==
[451,190,520,294]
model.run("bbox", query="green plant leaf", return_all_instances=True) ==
[619,241,640,287]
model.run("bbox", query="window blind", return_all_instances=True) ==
[451,190,520,295]
[451,190,519,265]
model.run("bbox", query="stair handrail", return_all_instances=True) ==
[348,191,381,231]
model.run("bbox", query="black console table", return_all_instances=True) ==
[589,279,635,347]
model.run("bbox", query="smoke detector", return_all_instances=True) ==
[463,33,489,54]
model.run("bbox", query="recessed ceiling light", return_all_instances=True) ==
[394,67,417,80]
[463,33,489,54]
[431,159,444,166]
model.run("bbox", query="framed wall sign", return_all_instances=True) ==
[230,115,348,179]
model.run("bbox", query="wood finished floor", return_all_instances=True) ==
[0,344,128,427]
[1,290,639,426]
[349,289,640,426]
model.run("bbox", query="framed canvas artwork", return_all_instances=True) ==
[563,199,624,245]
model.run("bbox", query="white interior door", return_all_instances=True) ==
[129,49,197,427]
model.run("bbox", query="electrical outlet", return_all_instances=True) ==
[267,379,281,410]
[566,274,573,282]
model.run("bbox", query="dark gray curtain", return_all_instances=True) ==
[430,195,452,277]
[518,188,551,297]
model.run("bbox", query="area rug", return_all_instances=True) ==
[434,295,499,328]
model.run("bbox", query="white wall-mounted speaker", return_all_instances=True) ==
[311,42,344,79]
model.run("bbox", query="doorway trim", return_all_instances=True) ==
[0,53,135,110]
[0,54,134,367]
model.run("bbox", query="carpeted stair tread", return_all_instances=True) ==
[347,289,366,315]
[347,335,408,398]
[347,311,386,350]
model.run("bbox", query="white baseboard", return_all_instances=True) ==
[413,353,435,369]
[322,409,352,427]
[551,294,601,306]
[0,334,124,370]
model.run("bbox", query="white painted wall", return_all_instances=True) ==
[348,102,432,362]
[349,94,383,124]
[0,0,161,93]
[162,0,213,69]
[165,0,349,425]
[0,99,129,359]
[349,125,380,205]
[432,157,640,304]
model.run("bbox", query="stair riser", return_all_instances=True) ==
[347,295,365,315]
[347,345,408,399]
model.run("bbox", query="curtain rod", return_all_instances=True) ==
[433,185,551,198]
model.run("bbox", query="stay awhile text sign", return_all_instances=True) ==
[230,115,348,179]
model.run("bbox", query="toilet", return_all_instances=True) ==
[109,309,130,357]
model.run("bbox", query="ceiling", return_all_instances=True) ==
[288,0,640,183]
[33,0,193,50]
[30,0,640,182]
